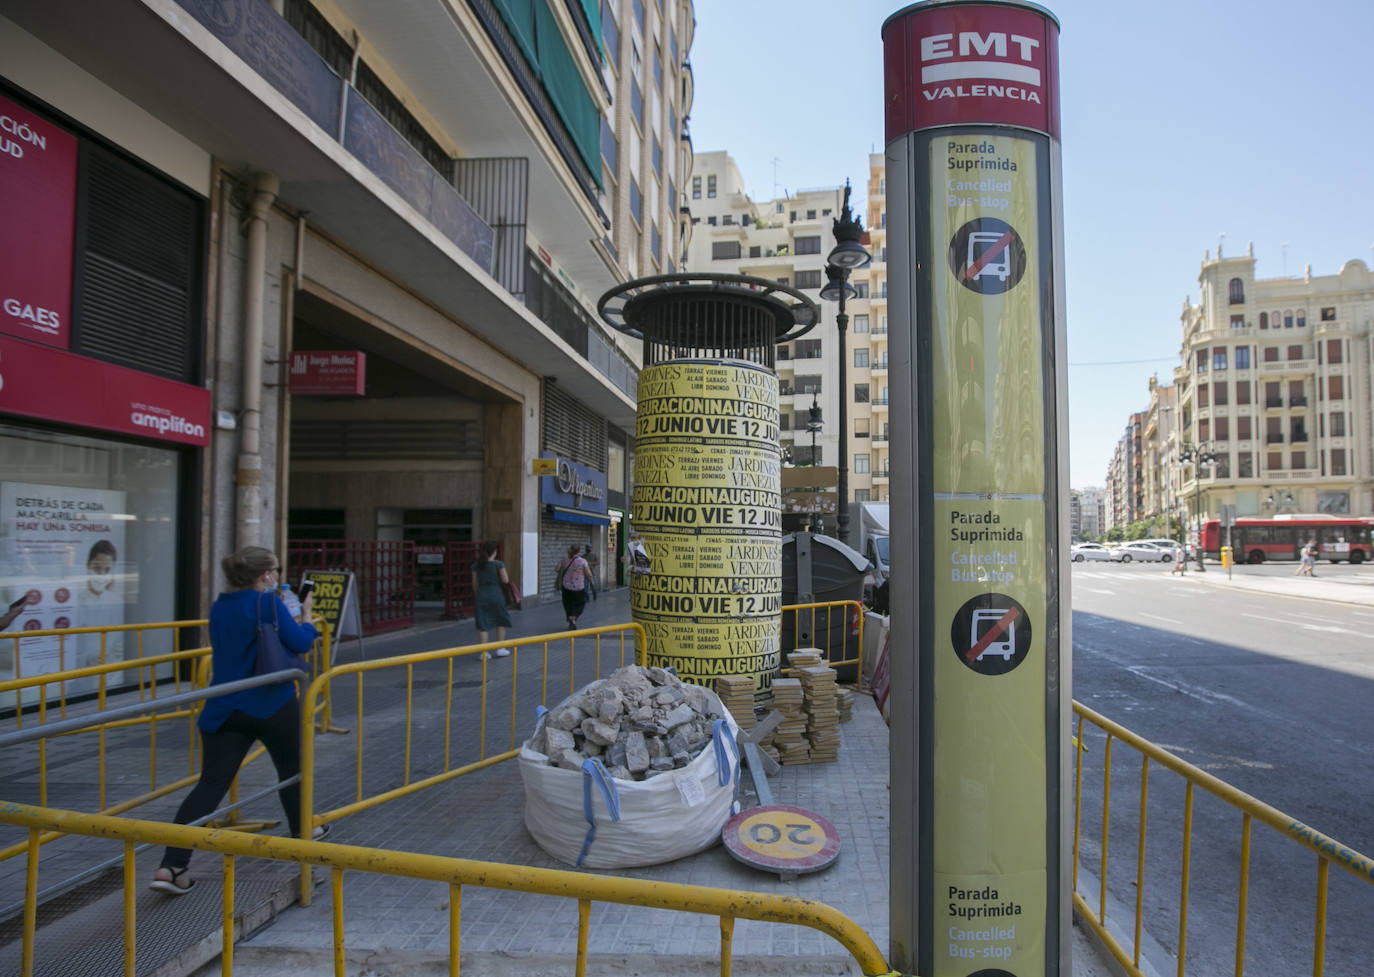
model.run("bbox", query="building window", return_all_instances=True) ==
[796,375,822,394]
[1196,349,1207,372]
[670,24,678,61]
[1264,381,1281,407]
[602,0,620,60]
[1237,416,1251,440]
[692,175,701,199]
[1330,412,1346,437]
[1213,347,1227,370]
[1290,416,1308,442]
[707,175,716,198]
[853,281,869,298]
[794,339,822,359]
[1287,344,1303,361]
[630,79,644,129]
[854,419,869,439]
[779,412,791,431]
[1263,346,1278,362]
[806,209,817,220]
[711,240,740,260]
[1266,416,1282,442]
[794,269,823,289]
[653,42,663,89]
[1238,452,1254,477]
[1236,381,1251,405]
[632,0,644,33]
[650,221,661,264]
[1198,419,1209,441]
[1214,417,1229,440]
[1320,306,1336,321]
[1291,451,1306,470]
[629,177,643,225]
[1288,380,1305,406]
[600,117,618,179]
[854,454,870,474]
[1267,451,1282,470]
[1283,311,1293,328]
[854,349,869,368]
[1214,454,1230,478]
[1227,278,1244,304]
[651,135,661,175]
[1328,375,1344,400]
[1229,314,1245,329]
[1325,339,1343,364]
[1330,448,1346,476]
[1296,310,1306,327]
[855,489,871,502]
[1259,312,1268,329]
[794,235,821,255]
[854,383,870,403]
[1197,384,1209,408]
[1213,382,1228,405]
[706,216,716,226]
[1235,347,1250,369]
[852,314,869,333]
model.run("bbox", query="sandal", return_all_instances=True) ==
[149,866,195,896]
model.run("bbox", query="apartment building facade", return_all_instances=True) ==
[0,0,695,672]
[682,151,878,528]
[1105,248,1373,529]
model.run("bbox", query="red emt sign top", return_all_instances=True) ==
[883,0,1060,140]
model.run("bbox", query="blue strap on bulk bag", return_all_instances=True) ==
[712,719,741,796]
[576,757,621,868]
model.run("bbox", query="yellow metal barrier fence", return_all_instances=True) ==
[1073,701,1374,977]
[0,618,335,868]
[780,599,866,682]
[0,800,897,977]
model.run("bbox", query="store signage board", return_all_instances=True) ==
[0,95,78,349]
[288,350,366,396]
[0,336,211,447]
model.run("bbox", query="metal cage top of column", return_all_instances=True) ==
[598,273,819,368]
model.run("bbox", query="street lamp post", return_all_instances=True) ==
[1179,441,1216,571]
[819,180,872,549]
[806,396,823,532]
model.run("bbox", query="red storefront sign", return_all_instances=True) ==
[883,3,1060,139]
[288,350,367,396]
[0,336,211,446]
[0,95,79,349]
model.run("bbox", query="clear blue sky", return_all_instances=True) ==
[686,0,1374,489]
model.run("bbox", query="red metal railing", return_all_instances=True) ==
[443,541,486,620]
[286,539,416,635]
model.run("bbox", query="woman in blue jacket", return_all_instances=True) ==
[150,546,324,894]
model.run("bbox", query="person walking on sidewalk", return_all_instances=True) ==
[556,544,593,630]
[1170,541,1187,575]
[1295,538,1318,577]
[149,546,325,896]
[472,541,513,660]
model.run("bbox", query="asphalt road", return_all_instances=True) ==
[1070,560,1374,977]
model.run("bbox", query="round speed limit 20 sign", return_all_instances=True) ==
[722,805,840,877]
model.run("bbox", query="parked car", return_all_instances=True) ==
[1111,541,1174,563]
[1071,542,1111,562]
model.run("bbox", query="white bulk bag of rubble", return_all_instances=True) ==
[519,679,740,869]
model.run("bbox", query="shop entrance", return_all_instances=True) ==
[377,507,473,605]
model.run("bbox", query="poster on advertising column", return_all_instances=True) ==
[0,482,128,688]
[928,132,1050,974]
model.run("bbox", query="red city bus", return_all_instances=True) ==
[1202,515,1373,564]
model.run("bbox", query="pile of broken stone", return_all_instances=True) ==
[524,665,730,782]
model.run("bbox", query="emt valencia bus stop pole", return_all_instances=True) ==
[883,3,1072,975]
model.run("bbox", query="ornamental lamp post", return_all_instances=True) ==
[818,179,872,549]
[1179,441,1217,571]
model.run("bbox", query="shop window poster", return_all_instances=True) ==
[1,481,128,688]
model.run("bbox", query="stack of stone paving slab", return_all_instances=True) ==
[714,675,756,731]
[796,658,840,763]
[526,665,725,781]
[769,676,810,764]
[836,686,855,723]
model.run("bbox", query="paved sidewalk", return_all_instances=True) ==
[1180,563,1374,606]
[2,587,1122,976]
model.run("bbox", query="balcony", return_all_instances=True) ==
[1266,434,1284,444]
[873,468,890,482]
[872,433,889,445]
[1265,398,1284,409]
[1289,396,1308,408]
[871,398,889,411]
[1291,433,1309,443]
[871,358,889,375]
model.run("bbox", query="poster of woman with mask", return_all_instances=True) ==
[1,482,127,693]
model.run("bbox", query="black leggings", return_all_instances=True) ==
[160,699,302,870]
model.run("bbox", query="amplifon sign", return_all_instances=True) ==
[0,336,211,447]
[0,95,79,349]
[288,350,367,396]
[884,2,1060,138]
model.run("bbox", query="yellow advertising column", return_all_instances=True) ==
[599,276,819,705]
[631,361,783,700]
[883,4,1070,977]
